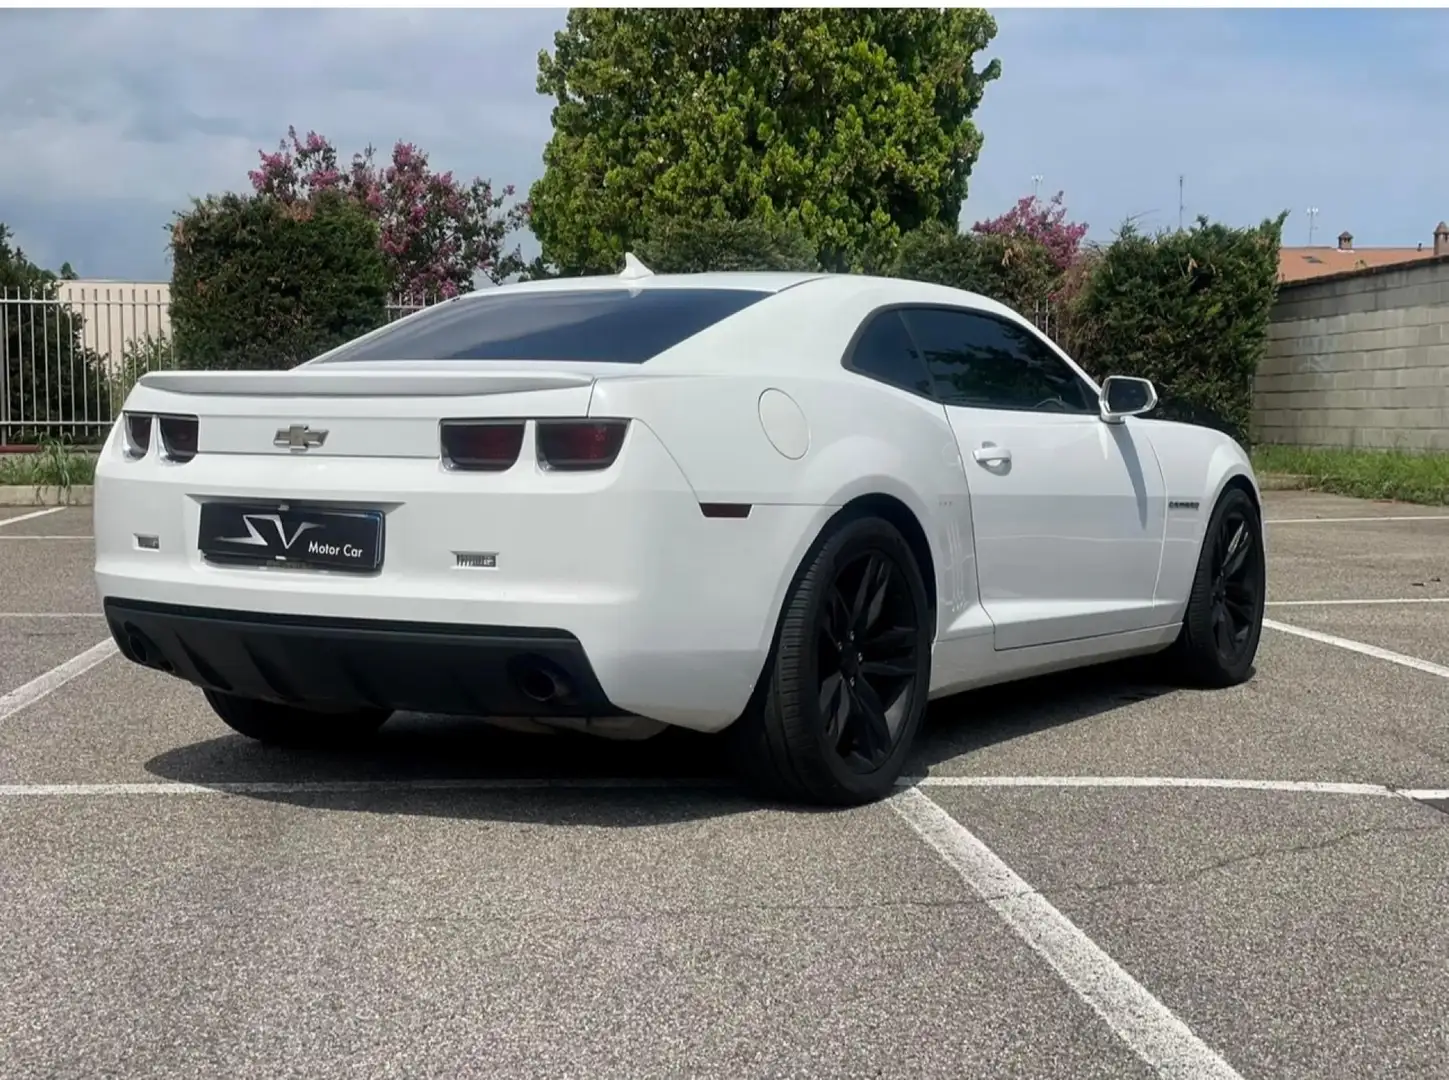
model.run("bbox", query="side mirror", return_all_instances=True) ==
[1099,375,1158,424]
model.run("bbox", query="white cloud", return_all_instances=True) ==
[1,8,1443,279]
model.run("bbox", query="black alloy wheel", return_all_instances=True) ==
[1169,484,1266,687]
[1208,503,1260,665]
[728,513,933,806]
[816,549,923,774]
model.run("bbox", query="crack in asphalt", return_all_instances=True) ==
[1043,819,1449,902]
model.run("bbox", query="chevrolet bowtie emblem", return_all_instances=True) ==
[274,424,328,451]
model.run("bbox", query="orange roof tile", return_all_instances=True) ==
[1278,245,1436,284]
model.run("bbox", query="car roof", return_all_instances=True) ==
[334,263,1042,378]
[470,263,1023,323]
[475,268,827,297]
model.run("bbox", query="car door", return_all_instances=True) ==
[898,305,1167,651]
[842,307,986,650]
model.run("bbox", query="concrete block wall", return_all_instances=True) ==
[1255,256,1449,451]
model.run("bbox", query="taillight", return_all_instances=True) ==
[158,415,199,463]
[536,419,629,471]
[123,412,152,459]
[440,420,525,471]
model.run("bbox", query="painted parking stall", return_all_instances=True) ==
[1,491,1449,1078]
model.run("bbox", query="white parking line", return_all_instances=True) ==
[911,775,1397,797]
[1264,618,1449,680]
[1400,789,1449,801]
[0,773,1431,802]
[0,776,726,797]
[1266,515,1449,524]
[0,612,104,619]
[1267,597,1449,607]
[0,506,64,529]
[0,534,93,541]
[0,639,117,723]
[889,785,1245,1079]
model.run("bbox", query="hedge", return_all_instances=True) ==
[889,214,1285,448]
[168,191,389,371]
[1071,214,1286,447]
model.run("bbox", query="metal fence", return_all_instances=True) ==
[1025,300,1058,341]
[2,284,1066,446]
[0,286,440,446]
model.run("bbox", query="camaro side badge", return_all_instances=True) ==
[219,514,322,551]
[1168,499,1201,511]
[274,424,328,451]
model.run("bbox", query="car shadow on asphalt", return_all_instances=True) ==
[912,656,1183,772]
[141,657,1188,828]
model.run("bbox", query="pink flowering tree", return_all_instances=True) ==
[249,126,529,299]
[971,191,1088,276]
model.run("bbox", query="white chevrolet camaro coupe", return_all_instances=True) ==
[94,259,1267,805]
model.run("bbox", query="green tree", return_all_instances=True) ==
[529,8,1001,275]
[168,191,389,370]
[0,223,111,444]
[1074,214,1287,446]
[633,215,820,274]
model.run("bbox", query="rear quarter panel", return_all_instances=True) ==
[589,356,981,648]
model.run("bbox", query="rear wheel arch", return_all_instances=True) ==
[744,491,938,720]
[834,493,938,630]
[730,503,935,804]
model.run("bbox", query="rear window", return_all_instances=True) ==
[313,287,774,365]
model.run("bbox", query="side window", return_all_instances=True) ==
[901,307,1097,414]
[846,309,932,397]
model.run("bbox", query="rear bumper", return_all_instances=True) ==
[104,598,623,719]
[93,420,836,733]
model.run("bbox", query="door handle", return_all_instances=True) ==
[972,444,1012,465]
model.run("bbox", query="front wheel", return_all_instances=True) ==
[203,689,392,748]
[729,513,933,806]
[1167,484,1267,687]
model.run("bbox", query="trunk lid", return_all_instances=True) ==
[129,362,614,459]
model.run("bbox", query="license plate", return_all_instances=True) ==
[198,503,384,573]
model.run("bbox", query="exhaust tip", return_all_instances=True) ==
[122,623,174,674]
[123,624,150,664]
[512,657,573,705]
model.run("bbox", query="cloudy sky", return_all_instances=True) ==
[1,7,1444,282]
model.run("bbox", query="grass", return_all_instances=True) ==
[0,440,98,490]
[1,437,1445,508]
[1252,444,1449,506]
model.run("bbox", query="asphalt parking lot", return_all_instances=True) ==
[2,491,1447,1080]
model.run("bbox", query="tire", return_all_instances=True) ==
[1166,484,1267,687]
[728,512,933,806]
[203,689,391,748]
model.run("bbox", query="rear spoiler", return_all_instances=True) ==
[136,368,596,398]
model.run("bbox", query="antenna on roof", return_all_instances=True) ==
[619,252,654,281]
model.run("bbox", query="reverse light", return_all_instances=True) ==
[158,414,199,463]
[535,419,629,471]
[122,412,153,459]
[440,420,526,471]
